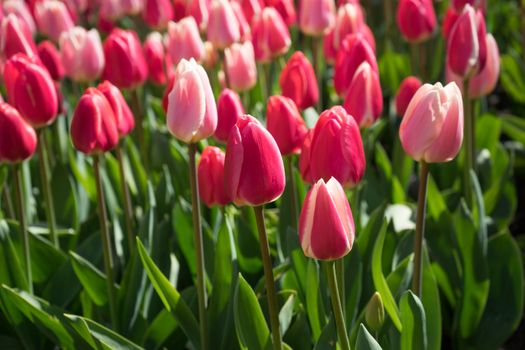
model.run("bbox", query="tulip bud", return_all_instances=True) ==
[365,292,385,333]
[70,88,119,154]
[299,106,365,188]
[224,41,257,92]
[143,0,174,30]
[97,81,135,137]
[0,102,37,163]
[452,0,483,11]
[224,114,285,206]
[299,0,336,36]
[333,3,364,50]
[198,146,232,207]
[467,34,499,98]
[144,32,172,85]
[166,59,217,143]
[399,82,464,163]
[37,40,64,81]
[234,0,263,24]
[299,177,355,260]
[251,7,291,63]
[122,0,144,16]
[34,0,75,42]
[0,14,38,59]
[4,53,58,128]
[186,0,210,30]
[396,0,436,43]
[99,0,126,22]
[334,33,378,97]
[230,1,251,41]
[442,8,459,40]
[267,0,296,27]
[216,89,244,142]
[165,17,205,64]
[3,0,37,35]
[102,29,148,89]
[59,27,105,83]
[396,76,422,117]
[343,62,383,127]
[266,95,308,155]
[207,0,240,49]
[323,29,337,65]
[279,51,319,110]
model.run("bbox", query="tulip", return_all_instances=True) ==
[299,106,365,188]
[266,95,308,155]
[467,34,499,98]
[3,0,37,35]
[452,0,483,11]
[224,41,257,92]
[34,0,75,42]
[230,1,251,41]
[216,89,244,142]
[99,0,126,21]
[0,102,37,163]
[166,58,217,143]
[165,17,205,64]
[162,76,174,113]
[396,76,422,117]
[333,3,364,50]
[224,114,285,206]
[442,8,459,40]
[4,53,58,128]
[144,32,172,85]
[70,87,119,154]
[202,41,218,69]
[233,0,263,24]
[207,0,240,49]
[59,27,104,82]
[399,82,463,163]
[343,62,383,127]
[267,0,296,27]
[251,7,291,63]
[142,0,173,29]
[186,0,210,30]
[299,177,355,260]
[299,0,336,36]
[279,51,318,110]
[102,28,148,89]
[198,146,231,206]
[334,33,378,97]
[323,29,337,64]
[37,40,64,81]
[0,14,38,59]
[396,0,436,43]
[122,0,144,15]
[97,81,135,138]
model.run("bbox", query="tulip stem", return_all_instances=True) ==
[219,50,230,88]
[253,206,283,350]
[116,144,135,255]
[264,63,272,100]
[2,182,15,220]
[285,156,299,229]
[335,258,345,318]
[325,260,351,350]
[463,80,473,206]
[93,154,118,330]
[130,88,148,171]
[188,143,209,350]
[13,163,32,294]
[37,130,59,248]
[412,160,429,296]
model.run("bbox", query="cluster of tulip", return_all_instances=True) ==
[0,0,506,349]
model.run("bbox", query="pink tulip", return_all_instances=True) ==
[230,1,251,41]
[399,82,464,163]
[267,0,296,27]
[166,58,217,143]
[3,0,36,35]
[99,0,126,21]
[299,106,365,188]
[198,146,232,207]
[299,0,336,36]
[143,32,172,85]
[395,76,422,117]
[279,51,318,110]
[166,17,205,64]
[233,0,263,24]
[34,0,75,42]
[224,41,257,92]
[396,0,436,43]
[143,0,173,29]
[333,3,364,50]
[207,0,240,49]
[121,0,144,15]
[266,95,308,155]
[59,27,105,82]
[186,0,211,30]
[37,40,64,81]
[251,7,291,62]
[0,102,37,163]
[216,88,244,142]
[0,14,38,59]
[299,177,355,260]
[224,114,285,206]
[97,80,135,138]
[323,29,337,64]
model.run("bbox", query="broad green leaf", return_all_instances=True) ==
[279,293,296,336]
[69,251,109,306]
[501,114,525,144]
[0,220,28,290]
[500,54,525,103]
[306,259,326,341]
[475,114,501,153]
[355,324,382,350]
[141,310,178,349]
[421,248,441,350]
[400,291,427,350]
[283,311,312,350]
[314,317,337,350]
[344,246,363,328]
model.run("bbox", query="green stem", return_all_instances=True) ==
[463,80,473,206]
[285,156,298,229]
[410,43,419,77]
[335,258,345,319]
[253,206,283,350]
[325,260,351,350]
[37,129,58,248]
[412,161,429,296]
[188,143,209,350]
[2,182,15,219]
[219,50,230,88]
[130,88,148,171]
[13,163,32,294]
[263,63,272,101]
[93,155,118,330]
[418,42,427,81]
[116,144,135,254]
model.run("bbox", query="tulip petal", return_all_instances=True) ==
[224,125,244,204]
[299,180,321,257]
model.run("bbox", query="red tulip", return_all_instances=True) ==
[224,41,257,92]
[198,146,231,207]
[70,87,119,154]
[37,40,64,81]
[395,76,422,117]
[266,95,308,155]
[279,51,318,110]
[166,17,205,64]
[224,114,285,206]
[143,32,172,85]
[102,28,148,89]
[333,3,364,51]
[34,0,75,42]
[230,1,251,41]
[323,29,338,64]
[186,0,211,30]
[251,7,291,63]
[451,0,483,11]
[267,0,296,27]
[216,89,244,143]
[233,0,263,24]
[97,81,135,138]
[442,8,459,40]
[142,0,173,29]
[207,0,240,49]
[3,0,37,35]
[299,106,365,188]
[299,0,336,36]
[299,177,355,260]
[396,0,436,42]
[0,102,37,163]
[0,14,38,59]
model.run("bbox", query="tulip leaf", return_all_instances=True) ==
[421,247,441,350]
[500,54,525,103]
[355,324,382,350]
[306,259,326,341]
[400,291,427,350]
[501,114,525,145]
[69,251,109,307]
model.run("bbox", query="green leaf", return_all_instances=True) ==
[344,246,363,328]
[141,309,178,349]
[501,114,525,144]
[355,324,382,350]
[306,259,326,341]
[371,222,402,331]
[279,293,296,336]
[421,248,441,350]
[400,291,427,350]
[500,54,525,103]
[0,220,29,290]
[69,251,109,306]
[234,274,271,350]
[136,238,200,349]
